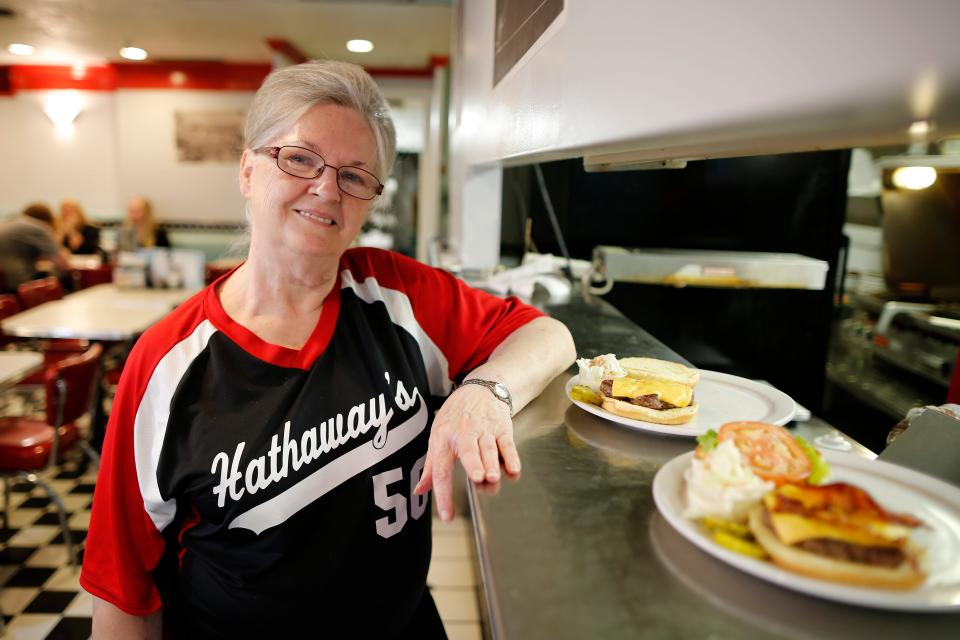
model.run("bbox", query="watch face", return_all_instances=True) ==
[493,383,509,399]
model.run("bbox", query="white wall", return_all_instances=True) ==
[113,90,251,223]
[0,77,431,224]
[377,77,434,154]
[0,91,120,218]
[449,0,960,268]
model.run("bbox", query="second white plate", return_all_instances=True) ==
[652,451,960,611]
[566,370,796,437]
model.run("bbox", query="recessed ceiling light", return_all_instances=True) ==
[8,43,34,56]
[908,120,931,137]
[346,39,374,54]
[891,166,937,190]
[120,46,148,61]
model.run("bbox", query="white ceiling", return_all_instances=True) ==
[0,0,451,67]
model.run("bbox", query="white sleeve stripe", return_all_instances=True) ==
[340,270,453,398]
[134,319,219,532]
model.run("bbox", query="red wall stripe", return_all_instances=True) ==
[6,65,118,91]
[265,39,309,65]
[112,61,271,90]
[0,59,442,94]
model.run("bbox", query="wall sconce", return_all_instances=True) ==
[43,90,84,136]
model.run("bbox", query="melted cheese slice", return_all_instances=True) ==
[610,377,692,408]
[768,512,903,548]
[763,491,909,548]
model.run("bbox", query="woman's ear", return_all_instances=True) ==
[238,149,255,197]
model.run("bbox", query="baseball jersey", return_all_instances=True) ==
[80,247,542,638]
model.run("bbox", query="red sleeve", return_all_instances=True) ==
[80,292,207,616]
[342,248,543,380]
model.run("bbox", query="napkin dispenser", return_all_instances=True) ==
[113,251,148,289]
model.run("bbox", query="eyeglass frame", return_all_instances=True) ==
[253,145,385,200]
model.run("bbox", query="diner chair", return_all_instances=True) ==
[0,293,21,348]
[16,276,65,309]
[70,264,114,290]
[11,278,90,386]
[0,343,103,566]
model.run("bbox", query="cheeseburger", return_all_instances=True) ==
[748,482,926,589]
[599,357,699,425]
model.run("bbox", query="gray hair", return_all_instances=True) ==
[244,59,397,179]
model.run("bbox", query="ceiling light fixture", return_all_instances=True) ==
[8,43,34,56]
[346,39,374,53]
[891,166,937,190]
[120,46,148,61]
[908,120,931,138]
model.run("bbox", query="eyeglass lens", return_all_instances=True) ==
[276,146,381,200]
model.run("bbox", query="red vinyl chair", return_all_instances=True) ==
[70,265,114,290]
[16,276,65,309]
[0,343,102,566]
[0,293,21,348]
[12,278,90,385]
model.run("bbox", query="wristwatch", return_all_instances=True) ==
[460,379,513,415]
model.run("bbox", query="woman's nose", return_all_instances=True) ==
[309,167,341,200]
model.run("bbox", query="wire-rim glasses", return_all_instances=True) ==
[254,145,384,200]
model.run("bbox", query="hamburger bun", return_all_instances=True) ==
[618,357,699,386]
[601,396,697,425]
[747,505,926,590]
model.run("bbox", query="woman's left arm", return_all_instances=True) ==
[414,316,576,521]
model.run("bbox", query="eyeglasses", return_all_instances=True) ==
[254,145,384,200]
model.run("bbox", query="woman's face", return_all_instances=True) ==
[61,204,80,227]
[239,102,378,265]
[127,199,147,224]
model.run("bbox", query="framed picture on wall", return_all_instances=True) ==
[174,110,245,163]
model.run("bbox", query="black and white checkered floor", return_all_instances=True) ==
[0,389,485,640]
[1,458,95,640]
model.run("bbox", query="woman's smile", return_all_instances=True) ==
[293,207,337,226]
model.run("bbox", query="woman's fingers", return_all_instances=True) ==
[497,432,522,476]
[478,433,501,482]
[429,437,457,522]
[455,430,486,483]
[413,455,433,495]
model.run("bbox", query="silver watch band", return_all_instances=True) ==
[459,378,513,414]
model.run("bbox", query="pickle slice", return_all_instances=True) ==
[712,530,768,559]
[701,516,750,538]
[570,385,603,405]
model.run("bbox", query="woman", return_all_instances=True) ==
[82,60,575,638]
[123,196,170,248]
[58,198,102,255]
[0,203,68,292]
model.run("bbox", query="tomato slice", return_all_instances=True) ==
[718,421,811,484]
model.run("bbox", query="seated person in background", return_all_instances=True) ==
[0,203,68,293]
[123,196,170,248]
[59,198,103,255]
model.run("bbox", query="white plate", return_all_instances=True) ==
[652,450,960,611]
[566,370,796,438]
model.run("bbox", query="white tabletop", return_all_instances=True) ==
[0,351,44,391]
[0,284,200,340]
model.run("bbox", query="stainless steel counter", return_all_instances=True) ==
[467,293,958,639]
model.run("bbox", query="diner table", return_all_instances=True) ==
[468,291,959,639]
[0,284,200,340]
[0,351,43,393]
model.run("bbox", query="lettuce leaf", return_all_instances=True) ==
[696,429,719,453]
[794,436,830,484]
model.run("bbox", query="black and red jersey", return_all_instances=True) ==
[80,247,541,637]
